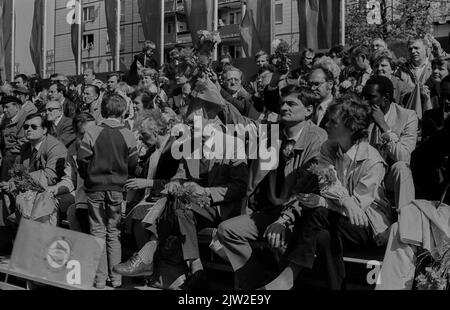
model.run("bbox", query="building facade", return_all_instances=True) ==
[52,0,450,76]
[53,0,305,75]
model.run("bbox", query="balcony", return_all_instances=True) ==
[165,0,184,13]
[218,24,240,40]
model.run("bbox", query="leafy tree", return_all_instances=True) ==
[345,0,434,47]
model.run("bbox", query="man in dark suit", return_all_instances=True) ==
[48,82,77,118]
[45,100,76,148]
[422,75,450,141]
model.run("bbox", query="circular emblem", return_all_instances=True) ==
[45,238,71,270]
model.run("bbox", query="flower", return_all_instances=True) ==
[170,185,211,210]
[308,164,338,191]
[8,165,45,194]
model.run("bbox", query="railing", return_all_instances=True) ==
[218,24,240,39]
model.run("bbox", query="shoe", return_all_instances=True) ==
[180,270,207,291]
[112,254,153,277]
[111,281,122,289]
[94,282,106,290]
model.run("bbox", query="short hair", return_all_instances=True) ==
[50,82,67,96]
[373,38,387,46]
[407,38,430,49]
[73,112,95,135]
[140,68,158,79]
[371,49,397,68]
[135,109,170,136]
[364,75,395,103]
[329,45,345,58]
[107,73,122,82]
[14,74,28,83]
[280,85,319,113]
[132,89,157,110]
[25,112,52,132]
[308,65,334,83]
[223,66,243,79]
[101,93,127,118]
[258,63,275,75]
[85,84,100,95]
[84,68,95,75]
[431,56,450,70]
[327,94,372,143]
[352,45,371,59]
[255,50,269,61]
[1,96,22,106]
[143,41,156,52]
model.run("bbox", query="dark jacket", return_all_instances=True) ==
[53,116,77,149]
[77,119,138,193]
[422,108,446,142]
[62,98,77,119]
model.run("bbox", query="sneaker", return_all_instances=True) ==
[112,254,153,277]
[94,282,106,290]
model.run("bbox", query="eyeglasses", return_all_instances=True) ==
[45,107,61,112]
[308,81,327,89]
[23,124,41,130]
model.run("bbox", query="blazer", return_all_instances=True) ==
[54,116,77,148]
[16,135,68,187]
[246,120,328,212]
[368,103,419,165]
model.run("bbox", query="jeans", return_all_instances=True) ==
[87,191,123,284]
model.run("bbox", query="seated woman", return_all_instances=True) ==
[113,109,180,276]
[262,96,394,290]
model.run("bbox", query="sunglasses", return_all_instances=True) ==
[46,107,61,112]
[23,124,41,130]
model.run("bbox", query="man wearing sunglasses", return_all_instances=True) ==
[45,101,76,148]
[4,113,68,190]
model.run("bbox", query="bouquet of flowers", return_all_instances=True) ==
[270,39,292,75]
[308,164,338,192]
[415,241,450,290]
[170,184,211,210]
[197,30,222,54]
[8,164,45,194]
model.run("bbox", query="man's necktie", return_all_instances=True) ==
[30,148,38,169]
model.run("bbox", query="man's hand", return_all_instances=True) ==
[0,182,10,192]
[165,181,182,195]
[126,178,153,190]
[183,182,208,196]
[345,203,369,228]
[297,193,327,209]
[264,220,287,249]
[421,84,431,99]
[371,105,390,133]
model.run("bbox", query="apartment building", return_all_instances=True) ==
[53,0,305,75]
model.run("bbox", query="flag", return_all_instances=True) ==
[298,0,340,51]
[183,0,213,47]
[0,0,13,82]
[137,0,162,64]
[70,9,80,74]
[240,0,271,57]
[30,0,44,76]
[105,0,126,71]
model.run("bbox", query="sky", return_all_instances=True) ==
[14,0,55,75]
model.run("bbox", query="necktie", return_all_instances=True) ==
[30,148,38,169]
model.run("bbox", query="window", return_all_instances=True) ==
[138,25,145,43]
[83,34,95,50]
[227,11,242,25]
[275,3,283,24]
[82,61,94,71]
[222,45,241,59]
[83,6,95,22]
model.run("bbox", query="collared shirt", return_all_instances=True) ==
[360,68,373,87]
[34,140,44,153]
[282,126,304,144]
[412,59,429,81]
[54,115,63,127]
[316,96,333,126]
[336,144,358,189]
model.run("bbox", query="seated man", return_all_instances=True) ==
[217,86,328,290]
[261,95,393,290]
[13,113,67,188]
[114,83,249,290]
[363,76,418,209]
[45,100,77,148]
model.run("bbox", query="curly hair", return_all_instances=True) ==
[327,94,372,144]
[135,109,171,137]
